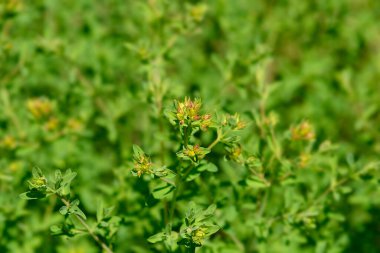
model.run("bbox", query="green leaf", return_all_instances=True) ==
[50,225,63,235]
[67,199,87,220]
[55,170,62,181]
[97,201,104,222]
[186,171,201,182]
[147,232,166,243]
[152,183,174,199]
[206,224,220,236]
[133,145,144,157]
[32,167,43,178]
[197,163,218,172]
[202,204,217,217]
[154,167,176,179]
[59,206,68,215]
[72,208,87,220]
[246,175,270,188]
[70,199,80,206]
[164,108,177,125]
[62,169,77,185]
[19,189,47,200]
[59,169,77,195]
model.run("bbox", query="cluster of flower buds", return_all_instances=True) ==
[264,111,279,128]
[66,118,83,133]
[189,4,207,22]
[27,168,48,193]
[29,176,47,189]
[298,153,311,168]
[27,97,53,119]
[178,204,219,248]
[1,135,17,149]
[186,226,207,246]
[177,144,210,163]
[221,113,246,131]
[171,97,212,131]
[131,145,153,177]
[291,121,315,141]
[44,117,59,131]
[225,144,243,163]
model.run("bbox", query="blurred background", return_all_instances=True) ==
[1,0,380,252]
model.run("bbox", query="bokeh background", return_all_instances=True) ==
[1,0,380,252]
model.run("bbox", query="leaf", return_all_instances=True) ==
[59,169,77,195]
[54,170,63,190]
[70,199,80,206]
[164,109,177,125]
[154,167,176,179]
[147,232,166,243]
[19,189,47,200]
[19,192,35,200]
[59,206,68,215]
[206,224,220,236]
[55,170,62,181]
[62,169,77,186]
[104,207,115,218]
[133,145,144,157]
[50,225,63,235]
[152,183,174,199]
[246,175,270,188]
[73,208,87,220]
[186,171,201,182]
[202,204,217,217]
[97,201,104,222]
[197,163,218,172]
[32,167,43,178]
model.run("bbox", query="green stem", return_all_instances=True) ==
[59,196,113,253]
[182,164,195,180]
[258,188,270,217]
[168,163,194,232]
[207,129,224,150]
[184,126,190,147]
[168,126,192,232]
[187,246,196,253]
[168,176,180,231]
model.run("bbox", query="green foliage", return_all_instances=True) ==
[178,204,219,249]
[1,0,380,252]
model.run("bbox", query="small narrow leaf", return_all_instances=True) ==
[147,232,166,243]
[59,206,68,215]
[246,176,270,189]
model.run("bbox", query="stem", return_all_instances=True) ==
[182,164,195,180]
[168,163,195,232]
[168,126,192,232]
[258,188,270,217]
[0,89,24,137]
[168,176,180,231]
[207,137,220,150]
[184,126,190,147]
[207,129,225,150]
[157,101,165,165]
[59,197,113,253]
[187,246,196,253]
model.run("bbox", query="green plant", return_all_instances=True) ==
[20,168,119,253]
[2,0,380,252]
[129,97,247,252]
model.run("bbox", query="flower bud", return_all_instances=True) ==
[291,121,315,141]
